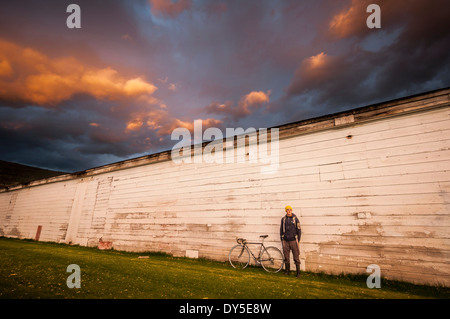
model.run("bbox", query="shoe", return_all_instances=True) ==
[284,263,290,275]
[295,264,301,278]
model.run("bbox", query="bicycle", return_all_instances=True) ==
[228,235,284,273]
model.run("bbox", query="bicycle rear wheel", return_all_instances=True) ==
[229,245,250,269]
[260,246,284,273]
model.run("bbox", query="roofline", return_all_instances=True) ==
[275,86,450,133]
[2,87,449,192]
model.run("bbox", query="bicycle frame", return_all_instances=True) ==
[237,238,267,263]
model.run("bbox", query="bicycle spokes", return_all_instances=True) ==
[229,244,250,269]
[260,247,284,273]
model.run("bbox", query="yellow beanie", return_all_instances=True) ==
[285,205,293,211]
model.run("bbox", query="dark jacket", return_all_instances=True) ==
[280,213,301,242]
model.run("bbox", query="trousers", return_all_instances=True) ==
[282,240,300,265]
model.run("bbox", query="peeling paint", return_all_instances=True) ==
[8,227,21,238]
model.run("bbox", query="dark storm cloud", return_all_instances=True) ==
[0,105,93,171]
[0,99,171,172]
[282,0,450,119]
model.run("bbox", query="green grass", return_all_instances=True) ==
[0,237,448,299]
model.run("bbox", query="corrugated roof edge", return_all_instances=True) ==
[2,86,449,192]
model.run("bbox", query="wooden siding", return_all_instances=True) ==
[1,89,449,286]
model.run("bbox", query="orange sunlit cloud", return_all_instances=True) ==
[152,117,223,136]
[125,108,169,133]
[0,39,157,106]
[308,52,327,69]
[286,52,336,96]
[242,90,271,107]
[239,90,271,116]
[205,90,271,121]
[0,58,13,77]
[125,119,145,132]
[327,0,401,39]
[124,104,222,138]
[328,0,362,38]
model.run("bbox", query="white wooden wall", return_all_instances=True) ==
[1,93,449,286]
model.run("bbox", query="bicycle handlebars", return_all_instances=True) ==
[236,235,269,244]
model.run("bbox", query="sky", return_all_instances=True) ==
[0,0,449,172]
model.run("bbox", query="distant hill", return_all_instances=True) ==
[0,160,67,189]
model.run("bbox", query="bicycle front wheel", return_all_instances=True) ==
[260,246,284,273]
[229,245,250,269]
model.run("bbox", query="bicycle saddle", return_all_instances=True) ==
[260,235,268,238]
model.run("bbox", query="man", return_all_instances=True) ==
[280,205,301,278]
